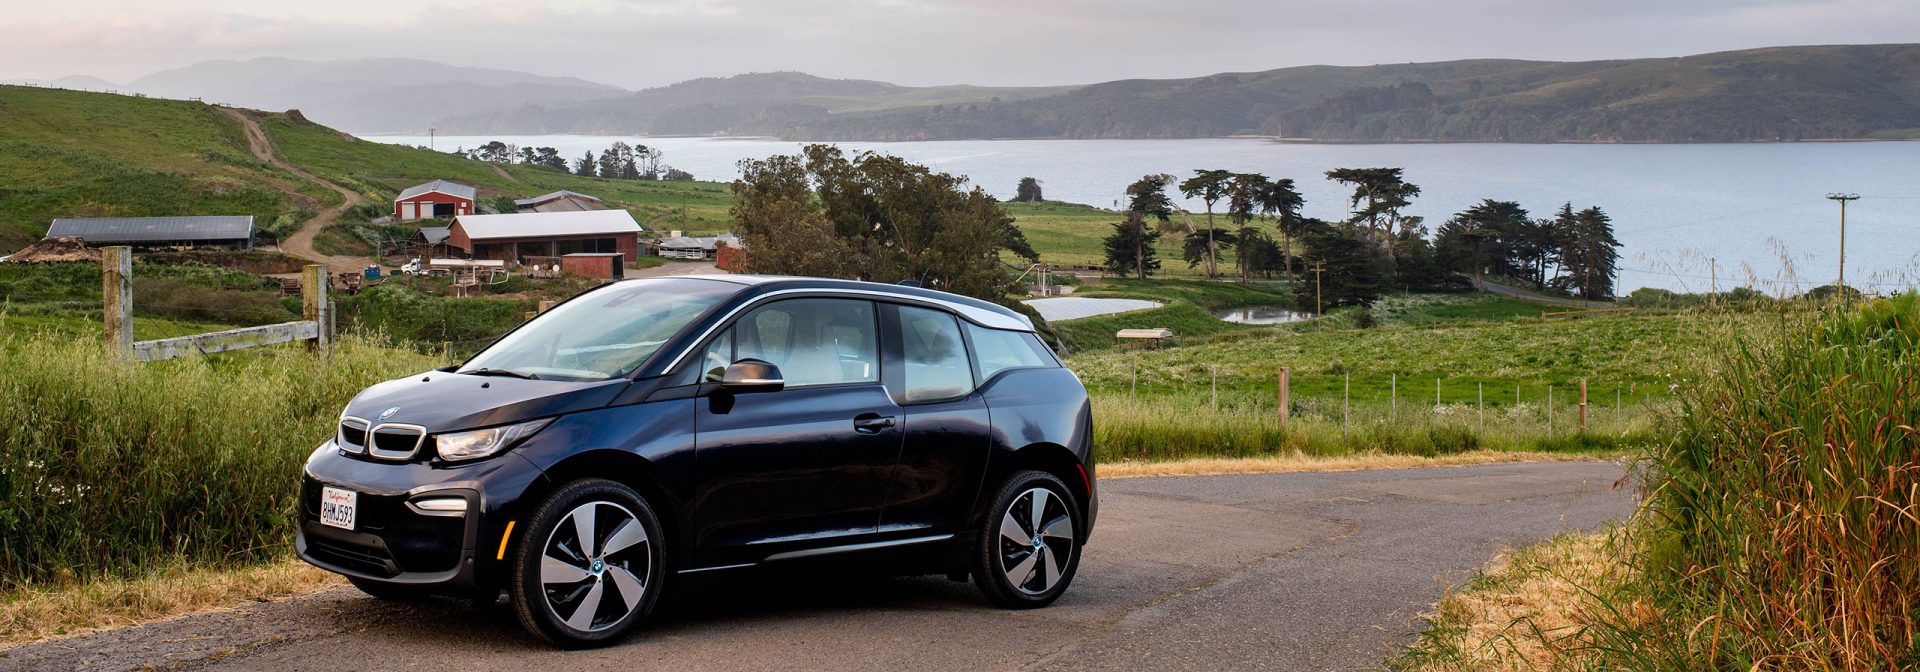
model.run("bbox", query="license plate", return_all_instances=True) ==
[320,487,357,531]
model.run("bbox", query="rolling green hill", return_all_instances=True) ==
[440,44,1920,142]
[793,44,1920,142]
[0,86,736,250]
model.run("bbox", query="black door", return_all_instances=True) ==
[877,304,992,537]
[691,298,903,565]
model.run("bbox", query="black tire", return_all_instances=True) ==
[348,576,434,601]
[972,470,1082,608]
[509,479,666,648]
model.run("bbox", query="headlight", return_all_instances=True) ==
[434,418,554,462]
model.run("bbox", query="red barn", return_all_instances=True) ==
[447,210,643,265]
[393,180,476,221]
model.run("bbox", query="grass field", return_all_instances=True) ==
[1000,201,1247,278]
[0,86,332,250]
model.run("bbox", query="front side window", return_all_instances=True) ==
[727,299,879,387]
[898,306,974,402]
[460,278,737,381]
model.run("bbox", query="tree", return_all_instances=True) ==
[731,145,1029,302]
[1255,177,1305,282]
[1293,219,1388,312]
[1013,177,1044,203]
[1183,227,1238,271]
[1225,173,1269,283]
[1554,204,1621,299]
[1178,169,1233,277]
[1436,199,1530,289]
[1125,174,1177,223]
[1102,212,1162,280]
[574,151,596,177]
[1325,167,1420,260]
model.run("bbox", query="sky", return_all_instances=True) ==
[3,0,1917,89]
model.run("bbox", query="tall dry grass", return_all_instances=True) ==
[0,331,440,588]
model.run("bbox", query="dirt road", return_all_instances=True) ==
[1,462,1636,671]
[217,107,369,275]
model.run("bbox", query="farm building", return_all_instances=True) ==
[651,233,740,260]
[46,215,255,249]
[448,210,642,265]
[560,253,626,279]
[393,180,476,221]
[514,190,605,213]
[412,226,452,259]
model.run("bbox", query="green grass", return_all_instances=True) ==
[0,332,441,587]
[0,86,330,251]
[1000,201,1249,278]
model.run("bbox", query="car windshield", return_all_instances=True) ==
[458,278,738,382]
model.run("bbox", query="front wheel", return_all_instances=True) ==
[972,470,1082,608]
[509,479,665,648]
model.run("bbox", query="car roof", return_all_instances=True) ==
[648,275,1033,332]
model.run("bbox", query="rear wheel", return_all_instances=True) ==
[972,470,1081,608]
[509,479,665,648]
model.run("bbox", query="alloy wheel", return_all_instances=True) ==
[997,487,1075,595]
[539,501,652,632]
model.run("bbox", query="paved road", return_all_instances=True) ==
[1,462,1635,672]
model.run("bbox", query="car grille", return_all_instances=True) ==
[368,426,426,460]
[337,418,370,454]
[307,536,398,577]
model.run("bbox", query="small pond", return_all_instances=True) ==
[1215,306,1313,325]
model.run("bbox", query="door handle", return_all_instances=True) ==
[853,414,897,433]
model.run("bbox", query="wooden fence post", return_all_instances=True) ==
[1210,365,1218,411]
[302,264,329,352]
[102,246,132,360]
[1547,385,1554,439]
[1277,366,1289,429]
[1579,378,1589,433]
[1390,373,1397,423]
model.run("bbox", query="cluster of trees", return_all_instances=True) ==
[1012,177,1045,203]
[1434,201,1622,299]
[730,145,1037,302]
[1102,167,1623,310]
[456,140,693,181]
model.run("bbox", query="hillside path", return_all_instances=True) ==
[217,107,369,275]
[1,462,1637,672]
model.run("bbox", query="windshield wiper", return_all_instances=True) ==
[462,368,540,380]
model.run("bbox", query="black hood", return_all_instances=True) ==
[341,371,630,433]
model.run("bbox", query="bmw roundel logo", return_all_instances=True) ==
[379,407,401,421]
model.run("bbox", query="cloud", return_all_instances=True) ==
[1,0,1914,87]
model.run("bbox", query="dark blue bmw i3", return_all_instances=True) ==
[298,275,1096,647]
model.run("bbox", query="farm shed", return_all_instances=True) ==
[514,190,605,213]
[448,210,642,265]
[46,215,255,249]
[651,233,740,260]
[413,226,452,259]
[560,253,626,279]
[393,180,475,221]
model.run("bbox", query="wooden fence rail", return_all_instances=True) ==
[102,246,332,361]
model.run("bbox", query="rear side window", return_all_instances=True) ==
[968,324,1054,381]
[897,306,974,402]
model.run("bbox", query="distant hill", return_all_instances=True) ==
[120,57,630,134]
[439,44,1920,142]
[432,71,1079,135]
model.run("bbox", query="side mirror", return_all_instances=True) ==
[718,359,784,393]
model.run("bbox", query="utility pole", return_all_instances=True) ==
[1827,193,1858,304]
[1310,263,1326,314]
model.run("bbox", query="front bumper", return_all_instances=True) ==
[295,441,544,590]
